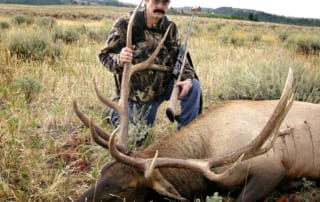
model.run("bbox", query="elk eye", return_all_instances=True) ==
[125,187,134,192]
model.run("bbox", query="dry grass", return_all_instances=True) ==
[0,4,320,201]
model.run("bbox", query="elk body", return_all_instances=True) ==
[73,2,320,202]
[74,99,320,202]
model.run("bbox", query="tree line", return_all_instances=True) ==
[0,0,134,6]
[1,0,319,27]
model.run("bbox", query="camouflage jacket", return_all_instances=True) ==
[99,10,196,103]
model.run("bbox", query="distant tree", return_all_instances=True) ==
[168,7,179,15]
[248,13,259,21]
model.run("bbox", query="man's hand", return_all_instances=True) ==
[176,79,193,99]
[119,47,134,66]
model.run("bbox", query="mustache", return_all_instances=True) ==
[153,9,165,14]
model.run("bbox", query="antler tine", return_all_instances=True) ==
[116,0,144,150]
[89,1,143,150]
[89,118,132,154]
[116,0,173,150]
[73,100,110,142]
[109,129,147,170]
[154,68,294,181]
[132,23,174,74]
[144,150,159,179]
[241,68,293,150]
[126,0,143,49]
[89,119,109,149]
[239,92,295,161]
[106,0,293,183]
[243,89,296,156]
[93,78,120,113]
[108,138,242,182]
[78,0,171,154]
[106,68,295,182]
[204,67,294,167]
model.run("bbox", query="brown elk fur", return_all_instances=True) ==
[76,100,320,201]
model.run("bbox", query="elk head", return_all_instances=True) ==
[73,1,295,201]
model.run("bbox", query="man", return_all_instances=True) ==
[99,0,201,144]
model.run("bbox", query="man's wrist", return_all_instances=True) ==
[116,54,122,67]
[185,78,193,87]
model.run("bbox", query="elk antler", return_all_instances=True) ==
[108,68,295,182]
[73,100,110,148]
[74,0,173,152]
[97,6,173,152]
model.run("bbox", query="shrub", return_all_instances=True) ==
[248,33,261,42]
[52,26,80,44]
[0,66,14,86]
[217,65,288,101]
[218,25,247,46]
[205,192,223,202]
[0,21,10,30]
[36,17,57,29]
[86,27,107,43]
[294,67,320,103]
[102,17,113,32]
[207,23,222,33]
[62,27,80,44]
[12,14,34,26]
[278,30,290,42]
[52,26,64,43]
[219,32,246,46]
[287,33,320,55]
[76,24,88,35]
[218,31,230,44]
[215,64,320,104]
[13,77,41,104]
[229,34,246,46]
[7,29,62,61]
[128,105,152,149]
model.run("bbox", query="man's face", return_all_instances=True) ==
[145,0,170,22]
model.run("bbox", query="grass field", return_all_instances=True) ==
[0,4,320,201]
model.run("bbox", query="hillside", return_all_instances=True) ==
[212,7,320,27]
[0,0,135,7]
[0,0,319,27]
[175,6,320,27]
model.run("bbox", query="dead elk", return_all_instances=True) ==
[74,70,320,201]
[73,2,320,202]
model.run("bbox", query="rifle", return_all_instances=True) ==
[166,6,201,122]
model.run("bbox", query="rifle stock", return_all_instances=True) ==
[166,85,180,122]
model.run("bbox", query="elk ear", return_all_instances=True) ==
[147,170,186,201]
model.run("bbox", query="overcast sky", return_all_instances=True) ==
[120,0,319,19]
